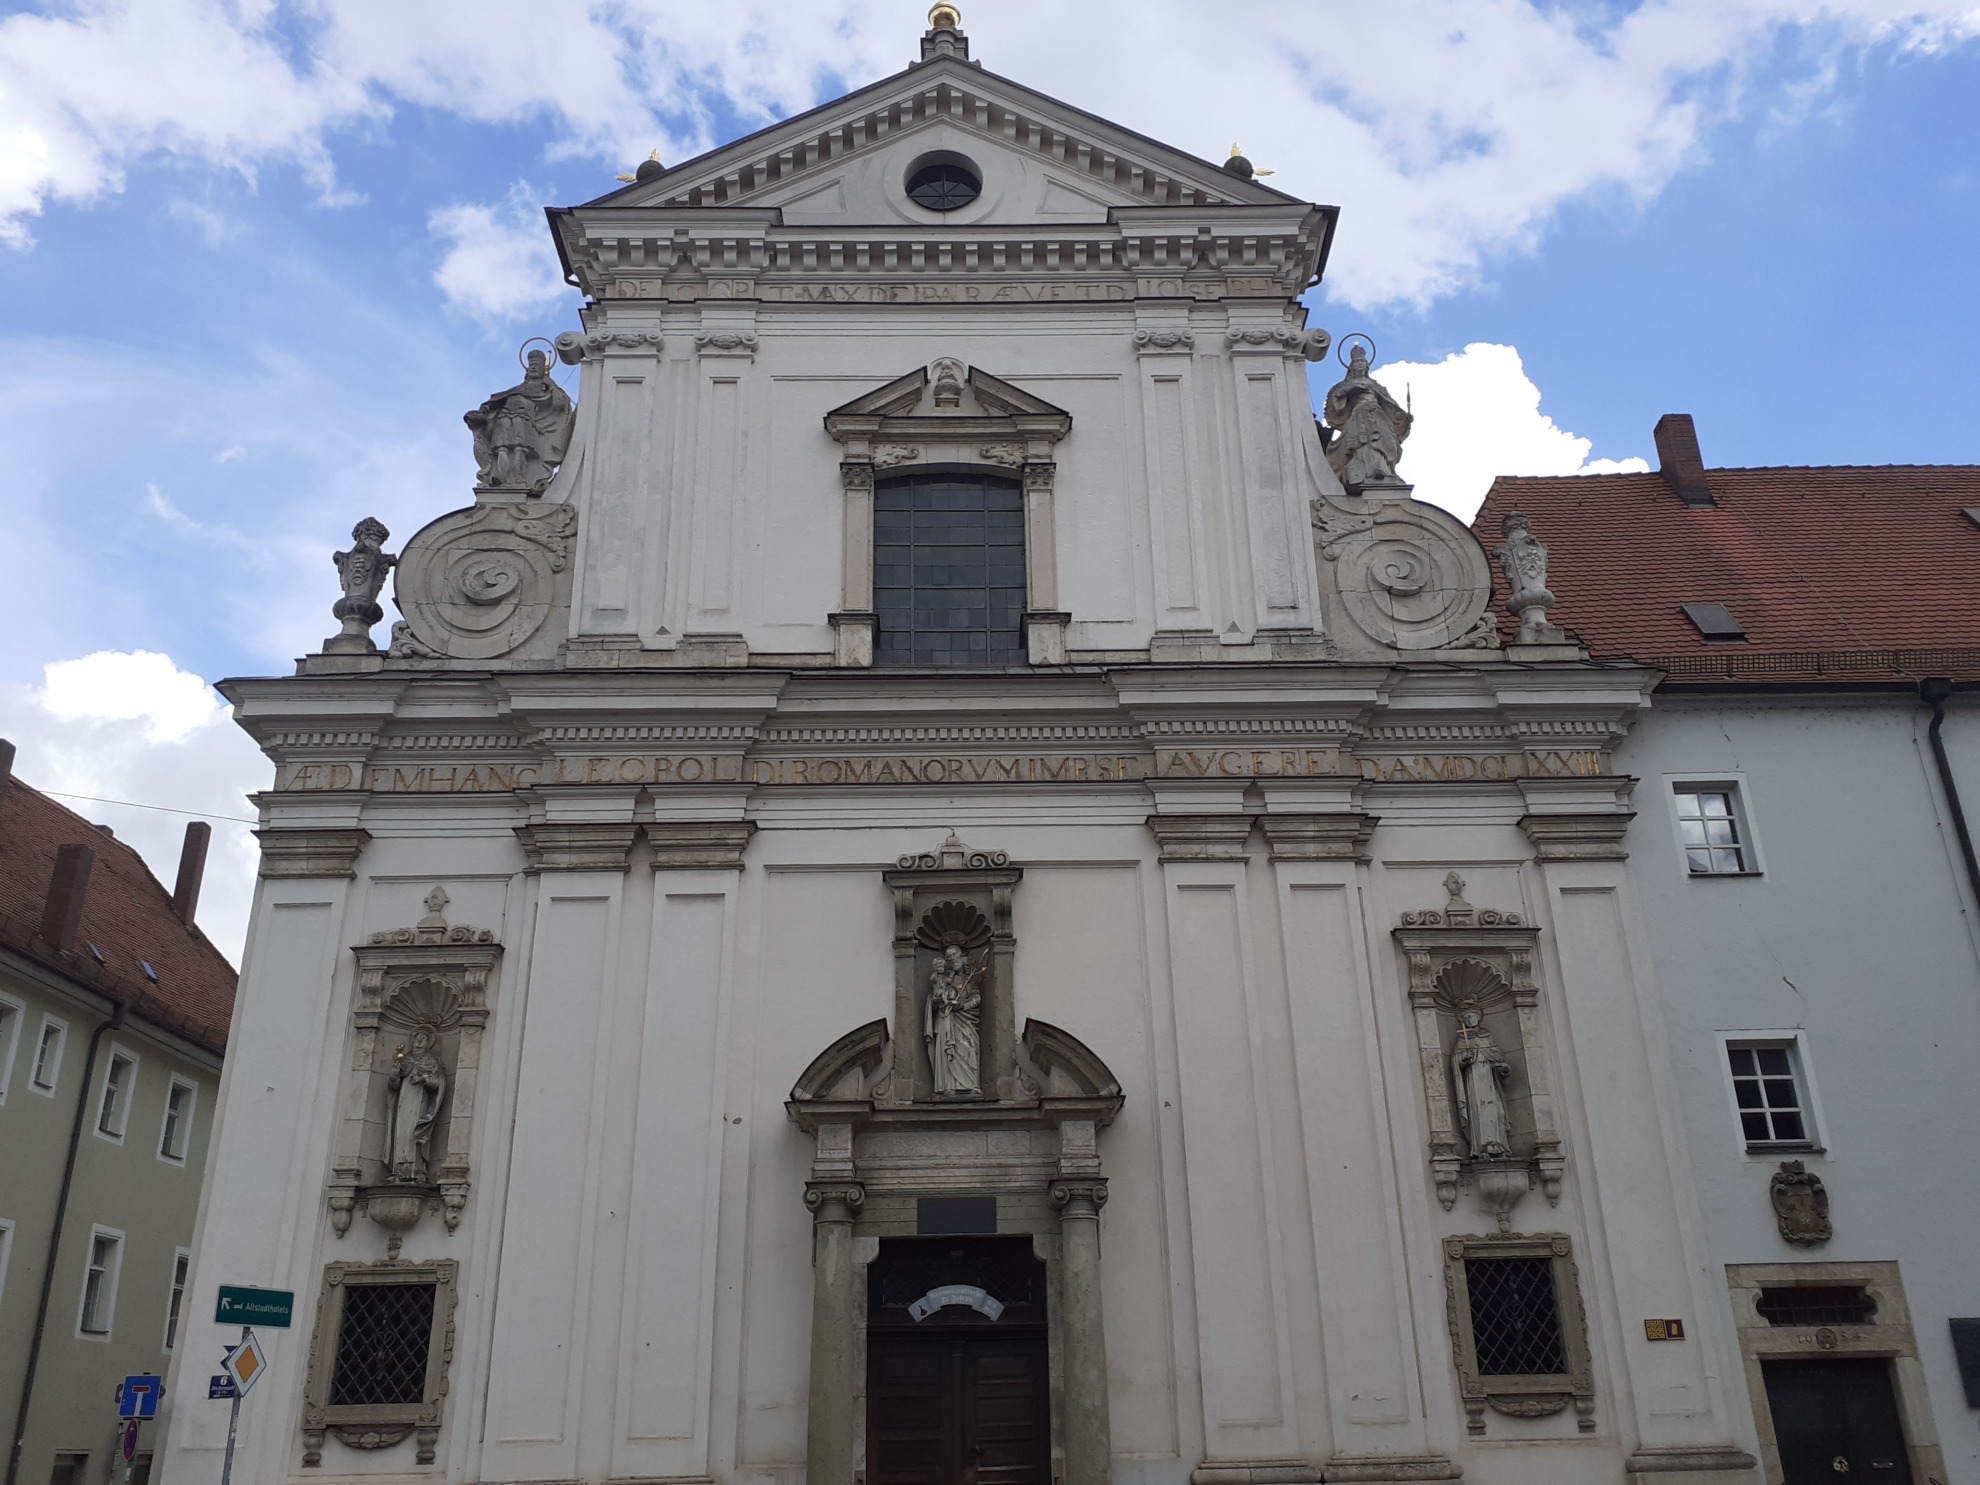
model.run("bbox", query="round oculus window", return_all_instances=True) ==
[906,159,981,212]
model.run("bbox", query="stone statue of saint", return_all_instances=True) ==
[465,349,575,492]
[1452,1008,1513,1160]
[1322,342,1412,491]
[386,1027,448,1185]
[924,944,984,1096]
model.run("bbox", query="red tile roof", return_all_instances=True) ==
[0,775,235,1053]
[1472,465,1980,683]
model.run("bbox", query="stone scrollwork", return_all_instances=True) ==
[1312,493,1494,654]
[872,443,923,469]
[978,442,1027,467]
[390,500,578,664]
[898,832,1012,871]
[1131,328,1194,352]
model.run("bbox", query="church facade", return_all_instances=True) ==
[160,14,1766,1485]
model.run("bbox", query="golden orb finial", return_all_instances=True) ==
[928,3,962,29]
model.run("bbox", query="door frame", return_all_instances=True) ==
[1725,1262,1947,1484]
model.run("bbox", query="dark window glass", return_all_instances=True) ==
[1466,1256,1568,1376]
[874,475,1025,666]
[906,161,981,211]
[330,1283,435,1407]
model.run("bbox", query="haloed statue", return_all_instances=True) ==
[466,346,575,493]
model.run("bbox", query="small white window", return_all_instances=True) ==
[95,1049,137,1139]
[1673,784,1756,874]
[163,1249,190,1352]
[78,1227,124,1336]
[159,1079,196,1162]
[31,1016,67,1094]
[1724,1038,1821,1150]
[0,1219,15,1304]
[0,996,22,1100]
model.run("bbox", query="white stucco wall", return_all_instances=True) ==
[1617,689,1980,1478]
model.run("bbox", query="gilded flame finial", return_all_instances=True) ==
[929,3,962,28]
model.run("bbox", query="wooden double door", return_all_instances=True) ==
[868,1331,1050,1485]
[1762,1359,1914,1484]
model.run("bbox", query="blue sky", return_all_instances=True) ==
[0,0,1975,958]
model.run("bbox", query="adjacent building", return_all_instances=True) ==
[0,741,235,1485]
[1477,420,1980,1483]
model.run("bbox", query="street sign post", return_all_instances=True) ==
[214,1285,294,1328]
[117,1376,162,1420]
[215,1308,280,1485]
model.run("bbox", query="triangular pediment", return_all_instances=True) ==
[824,360,1073,437]
[583,54,1297,222]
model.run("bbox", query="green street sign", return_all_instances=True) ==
[214,1285,294,1329]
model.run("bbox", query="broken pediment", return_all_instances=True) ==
[824,359,1073,453]
[582,54,1297,222]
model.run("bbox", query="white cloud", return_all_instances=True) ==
[430,182,570,321]
[0,2,1974,306]
[1368,343,1650,521]
[38,648,221,741]
[1,650,268,962]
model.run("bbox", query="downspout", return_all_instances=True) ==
[1920,678,1980,926]
[5,998,124,1485]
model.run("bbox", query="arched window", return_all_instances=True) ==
[873,474,1026,666]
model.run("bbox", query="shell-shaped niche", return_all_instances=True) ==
[392,501,578,661]
[383,974,463,1031]
[1432,957,1510,1012]
[915,899,992,951]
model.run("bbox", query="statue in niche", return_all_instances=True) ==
[386,1027,447,1184]
[924,944,985,1096]
[465,347,575,493]
[1452,1007,1513,1159]
[1323,341,1412,491]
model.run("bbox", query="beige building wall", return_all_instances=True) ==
[0,959,220,1485]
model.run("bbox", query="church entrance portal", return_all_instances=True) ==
[867,1237,1050,1485]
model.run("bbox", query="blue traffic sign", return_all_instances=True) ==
[208,1374,237,1400]
[118,1376,163,1419]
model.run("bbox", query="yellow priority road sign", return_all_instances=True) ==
[222,1330,268,1397]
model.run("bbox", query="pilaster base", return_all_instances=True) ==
[1322,1457,1462,1482]
[1625,1447,1759,1475]
[1191,1461,1322,1485]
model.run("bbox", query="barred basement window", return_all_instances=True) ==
[1467,1256,1568,1375]
[331,1282,435,1406]
[302,1260,458,1468]
[1756,1285,1878,1327]
[1443,1233,1594,1435]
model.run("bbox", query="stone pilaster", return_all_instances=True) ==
[1051,1179,1113,1485]
[803,1181,865,1485]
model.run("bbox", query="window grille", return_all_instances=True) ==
[1674,787,1751,873]
[1727,1044,1809,1145]
[873,475,1026,666]
[1756,1286,1877,1327]
[1465,1256,1568,1375]
[330,1282,436,1407]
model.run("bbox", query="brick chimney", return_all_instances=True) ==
[1654,414,1715,507]
[173,820,211,928]
[39,842,95,953]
